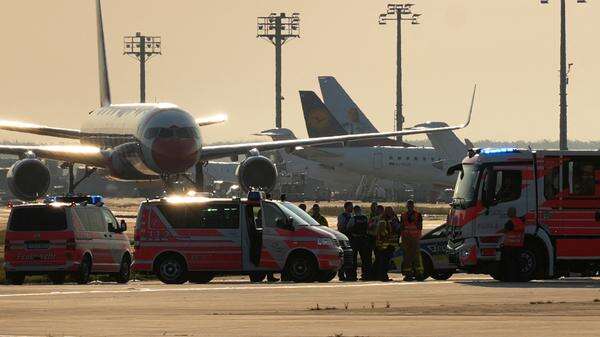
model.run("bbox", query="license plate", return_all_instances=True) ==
[26,242,50,249]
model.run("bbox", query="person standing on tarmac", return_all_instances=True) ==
[373,206,400,282]
[310,204,329,226]
[347,205,373,281]
[368,205,384,278]
[400,200,425,282]
[501,207,525,281]
[337,201,354,281]
[299,203,307,212]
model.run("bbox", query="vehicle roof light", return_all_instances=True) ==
[480,148,520,155]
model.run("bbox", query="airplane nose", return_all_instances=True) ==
[151,137,199,174]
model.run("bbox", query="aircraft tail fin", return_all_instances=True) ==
[299,91,348,138]
[414,121,467,163]
[318,76,379,134]
[96,0,111,107]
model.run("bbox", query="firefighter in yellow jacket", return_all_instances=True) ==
[374,206,400,282]
[400,200,425,281]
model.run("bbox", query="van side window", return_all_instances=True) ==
[564,158,599,197]
[261,202,285,228]
[158,203,239,229]
[101,209,118,230]
[75,208,106,232]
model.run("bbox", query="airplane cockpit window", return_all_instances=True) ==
[175,127,196,139]
[144,127,160,139]
[158,128,174,138]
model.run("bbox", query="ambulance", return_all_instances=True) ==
[3,195,131,285]
[447,148,600,281]
[133,192,347,284]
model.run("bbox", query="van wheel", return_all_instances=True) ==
[114,256,131,284]
[516,246,538,282]
[75,256,92,284]
[48,272,66,285]
[317,271,337,283]
[6,271,25,285]
[432,271,453,281]
[285,252,317,283]
[249,272,267,283]
[156,254,188,284]
[189,272,214,284]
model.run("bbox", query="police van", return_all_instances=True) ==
[133,192,346,284]
[3,196,132,285]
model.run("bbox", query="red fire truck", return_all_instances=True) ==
[447,148,600,281]
[133,192,348,284]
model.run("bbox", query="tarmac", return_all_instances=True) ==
[2,274,600,337]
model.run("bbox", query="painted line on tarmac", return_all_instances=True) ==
[0,280,457,299]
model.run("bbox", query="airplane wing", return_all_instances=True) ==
[0,145,107,167]
[196,114,228,127]
[200,84,475,161]
[0,120,136,141]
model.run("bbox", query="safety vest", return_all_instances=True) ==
[401,211,423,239]
[375,219,399,249]
[504,217,525,247]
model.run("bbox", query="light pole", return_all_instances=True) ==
[540,0,587,150]
[257,13,300,128]
[123,32,162,103]
[379,4,421,143]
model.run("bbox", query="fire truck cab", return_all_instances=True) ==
[448,148,600,281]
[133,192,347,284]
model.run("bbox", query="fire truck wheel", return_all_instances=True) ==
[6,271,25,285]
[517,246,539,282]
[48,272,66,285]
[156,254,188,284]
[249,272,267,283]
[75,255,92,285]
[189,272,214,284]
[114,255,131,284]
[316,270,337,283]
[285,252,317,283]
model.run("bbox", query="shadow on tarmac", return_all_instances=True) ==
[456,278,600,289]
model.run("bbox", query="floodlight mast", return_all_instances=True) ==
[123,32,162,103]
[540,0,587,150]
[379,4,421,143]
[257,13,300,128]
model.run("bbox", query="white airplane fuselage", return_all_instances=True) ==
[79,102,203,180]
[297,146,454,188]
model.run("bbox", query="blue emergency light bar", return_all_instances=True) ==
[480,148,520,155]
[45,195,104,205]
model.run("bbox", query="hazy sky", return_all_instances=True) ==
[0,0,598,144]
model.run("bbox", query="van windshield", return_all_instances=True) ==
[9,206,67,231]
[452,164,480,208]
[279,202,313,226]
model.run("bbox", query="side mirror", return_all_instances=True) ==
[119,220,127,233]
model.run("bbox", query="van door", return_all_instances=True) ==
[75,207,113,272]
[157,202,243,271]
[259,201,293,270]
[101,208,124,272]
[243,203,263,268]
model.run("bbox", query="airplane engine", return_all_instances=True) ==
[7,159,50,201]
[236,155,277,193]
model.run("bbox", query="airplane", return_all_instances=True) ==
[0,0,470,201]
[259,85,475,198]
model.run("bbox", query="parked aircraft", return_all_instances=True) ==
[0,0,468,201]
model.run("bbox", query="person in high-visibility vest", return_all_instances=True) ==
[373,206,400,281]
[400,200,425,281]
[501,207,525,281]
[310,204,329,227]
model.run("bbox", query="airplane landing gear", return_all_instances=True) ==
[61,163,97,195]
